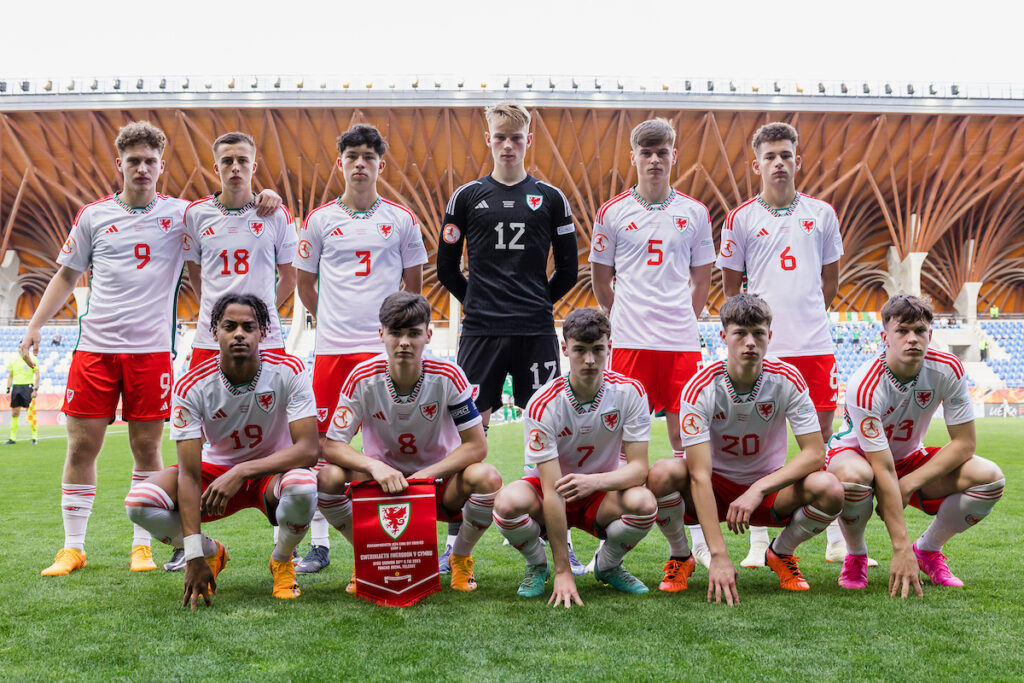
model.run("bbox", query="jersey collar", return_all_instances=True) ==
[385,363,425,404]
[630,186,676,211]
[112,193,158,215]
[219,360,262,396]
[724,370,765,404]
[212,193,256,216]
[756,192,800,217]
[881,352,919,393]
[336,196,381,219]
[562,374,606,414]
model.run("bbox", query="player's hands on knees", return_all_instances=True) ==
[370,463,408,494]
[554,473,597,503]
[548,571,583,609]
[254,189,282,217]
[726,489,763,534]
[202,471,245,517]
[889,548,924,599]
[183,558,216,610]
[19,329,40,367]
[707,556,740,606]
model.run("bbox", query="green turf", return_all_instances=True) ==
[1,419,1021,681]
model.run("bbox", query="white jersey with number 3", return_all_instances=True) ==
[295,198,428,355]
[678,359,820,485]
[57,193,188,353]
[716,193,843,356]
[184,197,296,350]
[523,370,651,474]
[170,351,316,467]
[829,350,973,462]
[589,188,716,351]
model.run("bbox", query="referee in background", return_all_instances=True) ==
[6,350,39,444]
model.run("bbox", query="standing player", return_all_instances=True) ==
[6,350,40,444]
[589,118,713,567]
[126,294,319,605]
[826,295,1004,595]
[647,294,842,600]
[715,121,846,567]
[436,102,580,572]
[295,124,427,574]
[492,308,656,606]
[317,292,499,593]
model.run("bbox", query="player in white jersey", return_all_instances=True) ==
[318,292,498,593]
[184,131,296,368]
[125,294,319,606]
[295,124,427,573]
[826,295,1004,596]
[715,121,846,567]
[590,117,714,459]
[647,294,843,603]
[493,308,657,606]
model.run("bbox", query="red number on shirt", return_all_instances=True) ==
[398,433,417,455]
[134,243,150,269]
[884,419,914,442]
[647,239,664,266]
[356,250,371,277]
[721,434,760,456]
[229,424,264,449]
[218,249,250,275]
[780,246,797,271]
[576,445,594,467]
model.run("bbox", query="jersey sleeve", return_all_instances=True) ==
[785,383,821,437]
[181,205,202,265]
[170,388,204,442]
[690,206,717,267]
[401,212,429,267]
[941,371,974,426]
[715,211,746,272]
[275,208,297,265]
[445,365,482,431]
[286,366,317,422]
[588,211,617,266]
[325,383,362,444]
[294,211,324,274]
[56,207,95,272]
[436,186,469,302]
[523,411,559,466]
[844,399,889,452]
[547,185,578,303]
[621,384,653,442]
[820,205,844,266]
[678,384,713,448]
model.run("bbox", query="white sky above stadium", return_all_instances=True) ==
[2,0,1020,85]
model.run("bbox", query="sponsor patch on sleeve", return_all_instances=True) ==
[556,223,576,235]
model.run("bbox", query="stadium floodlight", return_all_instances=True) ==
[364,81,372,88]
[525,78,533,89]
[20,80,29,92]
[885,83,892,94]
[818,82,826,93]
[251,77,258,88]
[549,77,556,89]
[0,81,6,93]
[796,83,803,93]
[706,80,714,91]
[907,84,915,95]
[951,84,960,96]
[273,77,281,88]
[182,78,190,89]
[662,83,669,91]
[411,78,419,88]
[227,78,235,89]
[774,81,781,93]
[90,79,98,90]
[342,82,350,88]
[66,80,75,91]
[434,79,442,88]
[862,83,870,94]
[158,78,166,89]
[389,82,395,89]
[137,79,145,90]
[684,79,691,91]
[502,76,509,88]
[112,79,121,90]
[729,81,737,92]
[752,85,759,92]
[457,78,465,88]
[43,80,52,91]
[929,84,937,95]
[840,82,848,93]
[204,81,213,89]
[594,78,602,90]
[296,79,304,88]
[617,79,624,90]
[571,77,579,90]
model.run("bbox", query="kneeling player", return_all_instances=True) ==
[493,308,657,607]
[125,294,319,607]
[648,294,842,604]
[827,295,1004,596]
[318,292,499,592]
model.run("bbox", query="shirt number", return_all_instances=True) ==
[494,222,526,250]
[721,434,760,456]
[780,246,797,271]
[647,239,663,266]
[398,433,417,455]
[135,244,150,269]
[229,425,264,449]
[530,360,558,390]
[884,419,914,442]
[218,249,250,275]
[355,250,371,276]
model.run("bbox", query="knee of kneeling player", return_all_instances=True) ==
[646,458,687,496]
[808,471,845,514]
[492,486,531,519]
[468,463,503,494]
[622,486,658,516]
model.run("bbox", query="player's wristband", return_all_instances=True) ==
[183,534,204,561]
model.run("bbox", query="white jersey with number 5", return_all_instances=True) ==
[326,357,482,475]
[678,359,820,485]
[589,188,716,351]
[829,350,973,462]
[170,351,316,467]
[523,370,651,474]
[295,198,428,355]
[184,197,296,350]
[57,193,188,353]
[716,193,843,356]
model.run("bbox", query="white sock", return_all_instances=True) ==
[125,482,216,555]
[825,519,844,545]
[597,511,657,571]
[688,523,707,548]
[917,478,1005,552]
[656,492,691,558]
[748,526,770,545]
[493,512,546,565]
[310,510,330,548]
[61,483,96,551]
[773,505,837,555]
[130,470,160,547]
[318,492,354,544]
[272,470,318,562]
[452,492,495,556]
[838,483,874,555]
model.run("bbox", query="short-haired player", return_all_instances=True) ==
[125,294,320,606]
[826,295,1004,596]
[647,294,843,603]
[493,308,657,607]
[318,292,499,593]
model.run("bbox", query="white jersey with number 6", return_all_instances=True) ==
[678,359,820,485]
[716,193,843,357]
[57,193,188,354]
[295,198,428,355]
[170,351,316,467]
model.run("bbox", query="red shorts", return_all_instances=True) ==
[683,472,787,527]
[63,351,173,421]
[523,476,608,538]
[610,348,702,414]
[827,445,946,515]
[778,354,837,411]
[189,346,285,370]
[174,462,279,523]
[434,476,463,523]
[313,353,378,433]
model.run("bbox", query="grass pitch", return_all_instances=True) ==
[2,419,1021,681]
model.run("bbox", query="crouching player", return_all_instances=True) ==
[827,295,1004,596]
[318,292,499,592]
[125,294,319,607]
[493,308,657,607]
[648,294,842,604]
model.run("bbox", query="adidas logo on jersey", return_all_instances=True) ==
[557,426,573,438]
[212,408,227,420]
[104,225,119,234]
[756,227,770,238]
[712,411,727,421]
[201,227,216,237]
[330,227,345,237]
[625,222,640,231]
[474,200,489,209]
[372,411,387,421]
